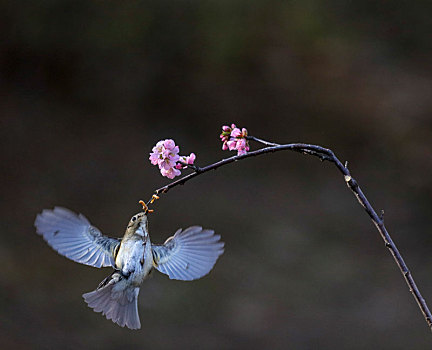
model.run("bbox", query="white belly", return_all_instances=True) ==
[115,237,153,286]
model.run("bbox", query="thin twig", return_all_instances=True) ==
[147,137,432,331]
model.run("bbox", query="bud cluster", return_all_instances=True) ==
[220,124,250,155]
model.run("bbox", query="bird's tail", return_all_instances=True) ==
[83,272,141,329]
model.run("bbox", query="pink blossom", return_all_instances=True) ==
[175,153,197,170]
[236,138,249,155]
[227,139,237,151]
[160,167,181,179]
[149,141,164,165]
[220,124,234,150]
[230,128,241,138]
[163,139,176,150]
[149,139,196,179]
[183,153,196,165]
[220,124,250,156]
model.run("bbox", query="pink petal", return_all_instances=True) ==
[149,153,160,165]
[163,139,176,150]
[186,153,196,164]
[231,128,241,138]
[175,156,186,169]
[162,167,181,179]
[237,138,246,148]
[160,168,168,176]
[155,140,164,149]
[169,158,179,167]
[227,140,237,151]
[160,168,173,179]
[161,161,171,170]
[168,153,180,162]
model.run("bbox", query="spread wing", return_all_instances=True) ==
[34,207,120,268]
[152,226,224,281]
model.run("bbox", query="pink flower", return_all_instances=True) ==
[175,153,196,170]
[227,139,237,151]
[220,124,235,150]
[149,139,196,179]
[160,167,181,179]
[149,141,164,165]
[220,124,250,156]
[230,128,241,138]
[183,152,196,165]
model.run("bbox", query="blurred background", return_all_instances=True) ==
[1,0,432,348]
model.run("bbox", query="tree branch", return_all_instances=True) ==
[146,137,432,331]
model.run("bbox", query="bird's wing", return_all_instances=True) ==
[34,207,120,268]
[152,226,224,281]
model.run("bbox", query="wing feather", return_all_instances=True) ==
[34,207,120,268]
[152,226,224,281]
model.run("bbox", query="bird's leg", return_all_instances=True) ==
[97,270,121,289]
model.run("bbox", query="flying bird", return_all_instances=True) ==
[34,207,224,329]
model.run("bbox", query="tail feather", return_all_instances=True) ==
[83,274,141,330]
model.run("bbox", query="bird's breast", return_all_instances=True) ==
[115,238,152,286]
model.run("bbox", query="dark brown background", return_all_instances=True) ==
[1,0,432,349]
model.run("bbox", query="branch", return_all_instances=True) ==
[147,137,432,331]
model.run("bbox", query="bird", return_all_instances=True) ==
[34,207,224,330]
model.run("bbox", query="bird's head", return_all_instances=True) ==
[126,212,149,238]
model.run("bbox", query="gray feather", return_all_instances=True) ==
[152,226,224,281]
[83,273,141,330]
[34,207,120,268]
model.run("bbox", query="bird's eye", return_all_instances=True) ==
[132,217,137,222]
